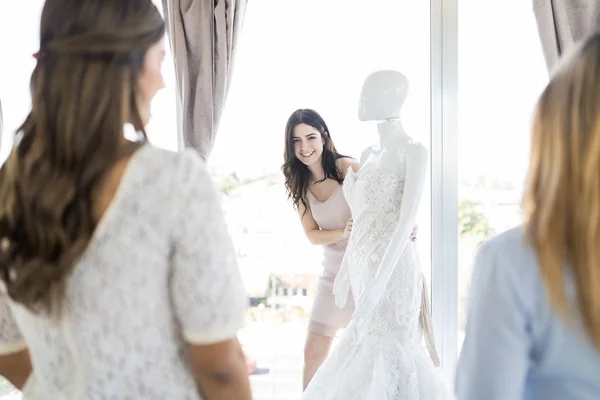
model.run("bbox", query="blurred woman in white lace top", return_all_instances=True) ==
[0,1,251,398]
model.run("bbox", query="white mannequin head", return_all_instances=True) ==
[358,70,409,122]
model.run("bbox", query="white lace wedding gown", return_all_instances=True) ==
[300,162,452,400]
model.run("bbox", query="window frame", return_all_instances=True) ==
[430,0,459,376]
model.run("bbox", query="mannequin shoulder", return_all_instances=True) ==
[360,146,374,165]
[337,156,360,178]
[404,142,428,177]
[405,141,428,162]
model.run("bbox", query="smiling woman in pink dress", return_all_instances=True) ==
[282,109,416,390]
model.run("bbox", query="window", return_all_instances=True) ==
[457,0,547,352]
[147,0,178,151]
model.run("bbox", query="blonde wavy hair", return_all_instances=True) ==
[523,33,600,350]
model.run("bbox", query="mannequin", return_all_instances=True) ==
[333,73,418,298]
[334,70,439,366]
[300,70,449,400]
[336,70,426,312]
[334,69,438,366]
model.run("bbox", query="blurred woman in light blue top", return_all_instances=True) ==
[456,32,600,400]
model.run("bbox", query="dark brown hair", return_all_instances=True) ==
[0,0,165,316]
[282,109,349,213]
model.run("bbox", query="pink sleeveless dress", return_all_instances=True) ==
[306,185,355,336]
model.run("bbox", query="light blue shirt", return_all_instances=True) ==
[456,226,600,400]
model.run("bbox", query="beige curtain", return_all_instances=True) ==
[533,0,597,73]
[161,0,247,160]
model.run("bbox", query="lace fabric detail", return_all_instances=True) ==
[302,162,450,400]
[0,286,26,354]
[333,167,406,309]
[0,147,247,399]
[343,167,408,305]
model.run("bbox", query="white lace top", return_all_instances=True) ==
[0,146,248,399]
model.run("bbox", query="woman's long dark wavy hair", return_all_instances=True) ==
[282,109,350,213]
[0,0,165,316]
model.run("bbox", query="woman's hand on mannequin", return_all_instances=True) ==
[410,224,418,242]
[341,219,353,239]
